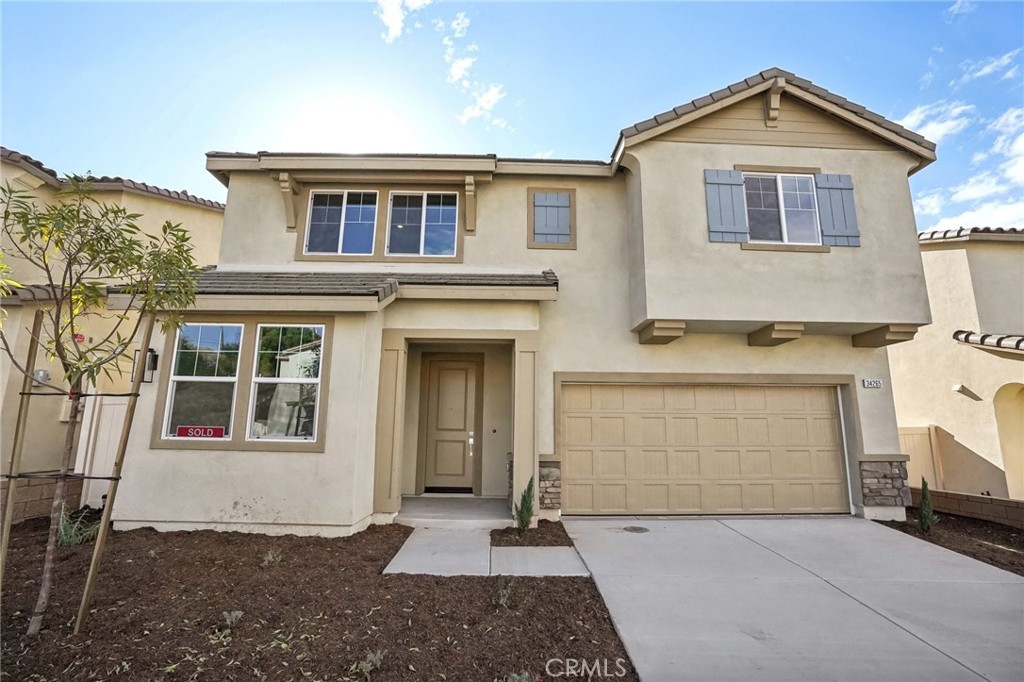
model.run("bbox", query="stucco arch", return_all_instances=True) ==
[994,382,1024,499]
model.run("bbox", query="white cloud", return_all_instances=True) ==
[451,12,470,38]
[1002,65,1020,81]
[988,107,1024,186]
[925,198,1024,231]
[896,101,974,143]
[914,191,945,217]
[971,151,989,165]
[447,56,476,84]
[533,150,554,159]
[943,0,976,23]
[956,48,1021,85]
[949,172,1009,203]
[376,0,432,43]
[458,84,506,124]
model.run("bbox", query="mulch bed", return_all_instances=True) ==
[491,520,574,547]
[1,518,636,681]
[880,507,1024,577]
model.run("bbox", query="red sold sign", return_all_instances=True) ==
[176,426,225,438]
[73,333,85,343]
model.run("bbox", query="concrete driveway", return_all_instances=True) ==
[564,517,1023,682]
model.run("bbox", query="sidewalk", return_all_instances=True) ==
[383,526,589,577]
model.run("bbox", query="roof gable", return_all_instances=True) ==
[613,68,936,172]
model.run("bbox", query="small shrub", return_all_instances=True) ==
[495,575,515,610]
[347,649,386,681]
[918,477,939,533]
[57,504,100,547]
[260,549,282,568]
[221,610,244,628]
[514,476,535,535]
[499,673,532,682]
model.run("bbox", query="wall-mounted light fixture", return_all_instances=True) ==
[32,368,50,386]
[133,348,159,384]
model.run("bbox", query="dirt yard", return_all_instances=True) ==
[880,507,1024,577]
[1,518,636,681]
[490,520,574,547]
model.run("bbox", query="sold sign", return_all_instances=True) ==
[176,426,225,438]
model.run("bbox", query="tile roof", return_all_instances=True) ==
[2,146,224,211]
[619,67,936,153]
[109,268,559,300]
[918,226,1024,242]
[954,330,1024,352]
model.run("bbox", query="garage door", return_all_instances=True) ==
[561,384,849,514]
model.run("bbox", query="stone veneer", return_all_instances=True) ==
[860,461,911,507]
[0,475,84,524]
[538,461,561,510]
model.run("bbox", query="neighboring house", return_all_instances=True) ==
[99,68,936,537]
[0,147,224,521]
[890,227,1024,499]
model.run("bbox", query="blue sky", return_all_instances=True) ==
[2,1,1021,231]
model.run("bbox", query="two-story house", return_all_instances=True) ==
[103,69,936,536]
[1,147,224,523]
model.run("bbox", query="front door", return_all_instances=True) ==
[423,355,481,493]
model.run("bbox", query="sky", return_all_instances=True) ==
[1,1,1022,232]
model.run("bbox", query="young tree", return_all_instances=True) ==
[918,477,939,534]
[0,178,199,635]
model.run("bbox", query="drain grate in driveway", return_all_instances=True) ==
[622,526,649,533]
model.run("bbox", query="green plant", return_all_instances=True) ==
[260,549,282,568]
[498,673,532,682]
[221,610,243,628]
[347,649,386,681]
[0,179,200,635]
[514,476,535,535]
[495,575,515,610]
[56,505,100,547]
[918,477,939,533]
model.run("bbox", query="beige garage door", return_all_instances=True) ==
[561,384,850,514]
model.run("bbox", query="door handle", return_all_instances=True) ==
[468,431,475,458]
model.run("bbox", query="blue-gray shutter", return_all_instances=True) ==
[704,169,748,243]
[815,174,860,247]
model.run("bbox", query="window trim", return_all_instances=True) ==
[527,187,577,250]
[162,323,244,442]
[303,190,378,256]
[385,190,461,258]
[246,324,325,443]
[151,315,332,453]
[742,172,823,246]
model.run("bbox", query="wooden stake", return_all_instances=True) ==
[74,313,156,634]
[0,309,44,597]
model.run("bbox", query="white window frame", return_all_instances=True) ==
[162,323,243,441]
[743,173,822,246]
[303,190,378,256]
[245,324,325,442]
[385,191,460,257]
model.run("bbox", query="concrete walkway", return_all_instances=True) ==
[565,516,1024,682]
[383,526,589,576]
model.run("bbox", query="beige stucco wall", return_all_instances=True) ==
[623,142,929,331]
[113,312,382,535]
[890,240,1024,498]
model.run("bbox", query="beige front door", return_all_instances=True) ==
[423,357,480,492]
[561,383,850,514]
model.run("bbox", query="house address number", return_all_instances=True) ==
[862,379,883,389]
[176,426,225,438]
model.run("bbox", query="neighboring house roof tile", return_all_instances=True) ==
[954,330,1024,352]
[918,226,1024,242]
[111,268,559,301]
[619,67,936,153]
[1,146,224,211]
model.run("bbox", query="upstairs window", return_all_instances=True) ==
[305,191,377,255]
[743,174,821,244]
[528,188,576,249]
[386,192,458,256]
